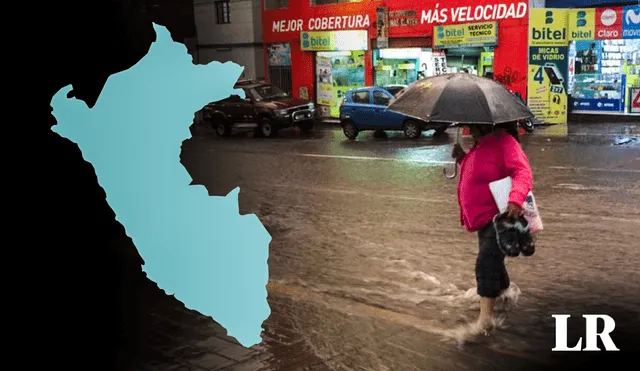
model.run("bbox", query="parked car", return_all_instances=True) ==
[203,80,316,138]
[339,86,450,140]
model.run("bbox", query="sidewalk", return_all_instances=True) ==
[565,121,639,136]
[531,122,639,146]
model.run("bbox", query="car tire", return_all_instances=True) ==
[403,120,422,139]
[342,120,359,140]
[258,117,278,138]
[213,119,232,137]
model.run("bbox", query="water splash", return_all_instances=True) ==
[441,284,521,348]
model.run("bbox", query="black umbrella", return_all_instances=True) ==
[388,72,534,125]
[387,73,535,179]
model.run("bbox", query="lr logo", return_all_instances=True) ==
[552,314,620,351]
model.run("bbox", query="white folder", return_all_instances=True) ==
[489,176,513,213]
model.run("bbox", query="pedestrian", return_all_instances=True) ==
[451,122,533,333]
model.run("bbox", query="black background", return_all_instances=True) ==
[10,0,639,370]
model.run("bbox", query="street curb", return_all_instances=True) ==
[316,119,341,127]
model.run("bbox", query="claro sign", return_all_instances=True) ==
[268,1,528,35]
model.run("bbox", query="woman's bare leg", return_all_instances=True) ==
[475,224,508,333]
[478,297,496,331]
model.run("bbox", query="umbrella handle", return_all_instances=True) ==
[443,164,459,179]
[443,125,461,179]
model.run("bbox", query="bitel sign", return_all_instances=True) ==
[434,21,498,48]
[568,5,640,40]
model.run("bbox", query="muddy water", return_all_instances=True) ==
[182,128,640,369]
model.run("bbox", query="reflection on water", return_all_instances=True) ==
[395,146,454,165]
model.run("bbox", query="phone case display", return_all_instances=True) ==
[316,51,365,118]
[571,73,626,112]
[574,41,599,74]
[602,40,640,74]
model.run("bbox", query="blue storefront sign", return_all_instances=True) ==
[571,98,623,111]
[622,5,640,39]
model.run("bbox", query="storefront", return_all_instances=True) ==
[432,21,499,76]
[373,48,428,86]
[527,3,640,123]
[302,30,368,117]
[262,0,530,119]
[568,5,640,116]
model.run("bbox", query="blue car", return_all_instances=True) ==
[339,86,449,140]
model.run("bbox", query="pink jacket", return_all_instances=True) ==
[457,129,533,232]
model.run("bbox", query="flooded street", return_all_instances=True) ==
[178,125,640,370]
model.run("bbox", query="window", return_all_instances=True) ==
[311,0,362,5]
[269,66,293,95]
[352,91,370,104]
[373,91,391,106]
[249,84,289,101]
[215,0,230,24]
[265,0,288,10]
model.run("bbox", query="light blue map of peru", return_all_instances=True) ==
[50,23,271,347]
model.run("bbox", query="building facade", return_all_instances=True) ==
[194,0,265,81]
[526,1,639,122]
[262,0,531,118]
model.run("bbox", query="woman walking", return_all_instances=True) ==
[451,122,533,332]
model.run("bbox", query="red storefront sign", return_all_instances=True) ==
[595,7,623,39]
[388,0,528,38]
[263,0,529,41]
[262,0,529,101]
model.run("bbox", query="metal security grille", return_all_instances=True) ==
[215,0,230,24]
[268,66,292,95]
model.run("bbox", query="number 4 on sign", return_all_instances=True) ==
[534,67,544,84]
